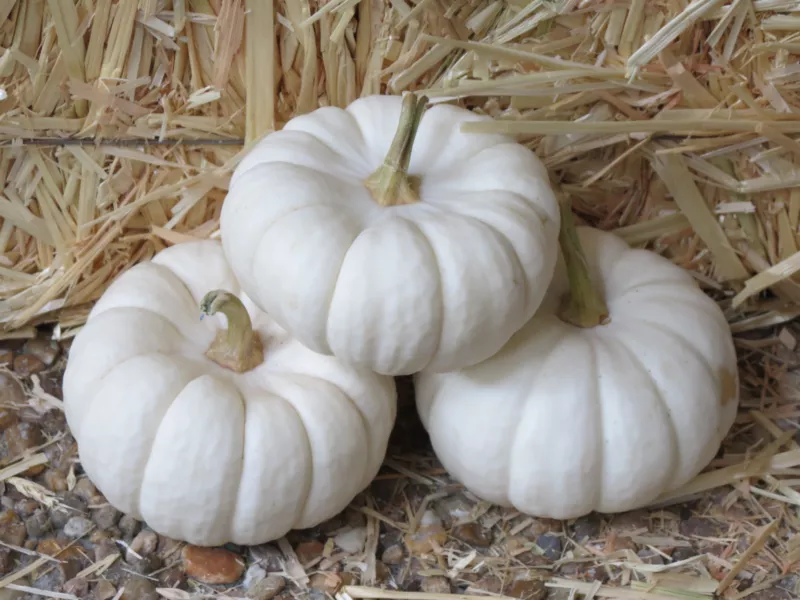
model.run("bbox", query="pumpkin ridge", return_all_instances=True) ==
[396,215,444,368]
[597,331,683,495]
[586,335,605,510]
[226,384,248,542]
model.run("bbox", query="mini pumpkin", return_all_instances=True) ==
[63,240,397,546]
[414,206,739,518]
[220,93,560,376]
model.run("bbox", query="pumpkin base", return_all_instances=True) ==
[205,329,265,373]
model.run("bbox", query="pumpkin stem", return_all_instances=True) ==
[200,290,264,373]
[557,200,611,328]
[364,92,428,207]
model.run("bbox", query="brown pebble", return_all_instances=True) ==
[247,574,285,600]
[0,350,12,366]
[63,577,89,598]
[119,514,141,540]
[94,579,117,600]
[23,338,60,366]
[12,354,45,376]
[0,371,22,430]
[529,518,563,536]
[421,576,451,594]
[119,577,159,600]
[5,422,46,476]
[0,511,27,546]
[128,529,159,560]
[381,544,404,565]
[375,561,390,583]
[404,522,447,555]
[309,572,353,594]
[93,505,121,531]
[182,545,245,585]
[295,540,324,565]
[505,577,547,600]
[453,522,492,547]
[94,538,120,563]
[35,538,84,582]
[72,478,98,502]
[158,567,186,588]
[0,549,12,575]
[14,499,38,517]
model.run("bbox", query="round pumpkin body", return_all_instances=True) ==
[414,226,739,519]
[63,240,397,546]
[220,94,560,376]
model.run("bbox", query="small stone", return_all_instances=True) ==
[536,534,562,560]
[0,350,12,366]
[381,544,404,565]
[43,469,68,492]
[119,514,141,540]
[572,514,602,542]
[0,499,12,512]
[244,564,267,589]
[64,577,90,598]
[434,495,473,528]
[0,373,23,431]
[72,478,98,502]
[529,518,563,537]
[49,493,88,528]
[14,499,38,517]
[375,561,390,583]
[421,576,451,594]
[119,577,159,600]
[335,526,367,554]
[12,354,44,376]
[0,511,27,546]
[611,535,637,552]
[637,549,665,565]
[130,554,163,575]
[95,538,120,563]
[94,579,117,600]
[679,516,721,538]
[472,574,503,594]
[404,510,447,555]
[505,577,547,600]
[5,422,46,476]
[247,574,286,600]
[36,538,84,582]
[295,540,324,565]
[128,529,159,560]
[93,505,121,530]
[670,547,697,562]
[24,509,51,538]
[182,544,245,585]
[310,572,354,594]
[64,515,93,538]
[23,338,60,366]
[0,549,13,575]
[453,522,492,547]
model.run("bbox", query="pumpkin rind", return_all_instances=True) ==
[63,240,397,546]
[414,226,739,519]
[219,94,560,376]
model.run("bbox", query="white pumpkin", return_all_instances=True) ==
[414,212,739,519]
[220,93,560,376]
[62,240,397,547]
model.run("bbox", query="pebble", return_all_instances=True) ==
[94,579,117,600]
[94,538,120,563]
[5,422,46,476]
[158,567,186,588]
[23,338,60,366]
[334,526,367,554]
[63,577,90,598]
[0,349,12,366]
[244,564,267,589]
[0,373,23,430]
[127,529,159,560]
[246,574,286,600]
[536,534,563,560]
[24,509,51,538]
[93,505,121,530]
[0,511,27,546]
[0,549,12,575]
[72,478,99,502]
[182,545,246,585]
[14,499,38,517]
[50,493,88,528]
[64,515,94,538]
[295,540,324,565]
[12,354,45,376]
[671,547,697,562]
[130,554,163,575]
[529,518,563,536]
[453,522,492,547]
[381,544,404,565]
[572,514,602,542]
[505,577,547,600]
[43,469,68,492]
[119,514,141,540]
[637,549,665,565]
[421,576,451,594]
[36,538,84,584]
[119,577,159,600]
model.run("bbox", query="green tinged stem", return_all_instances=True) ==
[200,290,264,373]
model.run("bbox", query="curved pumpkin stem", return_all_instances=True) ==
[200,290,264,372]
[558,200,611,328]
[364,92,428,207]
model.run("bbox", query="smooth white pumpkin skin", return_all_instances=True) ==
[219,94,560,376]
[63,240,397,547]
[414,227,739,519]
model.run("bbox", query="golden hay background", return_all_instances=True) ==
[1,0,800,339]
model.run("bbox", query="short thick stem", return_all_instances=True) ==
[201,290,264,373]
[364,93,428,207]
[558,202,610,328]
